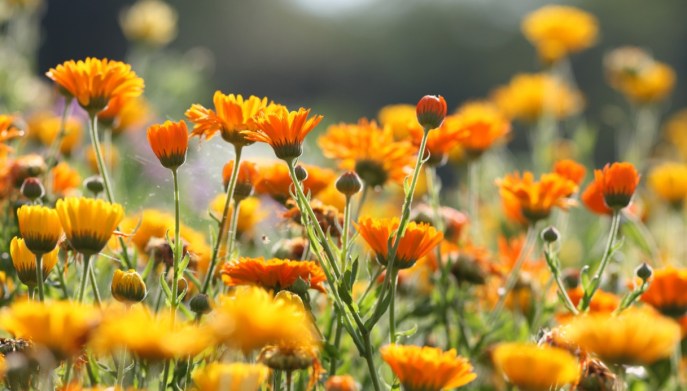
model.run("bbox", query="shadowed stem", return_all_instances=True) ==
[171,168,182,324]
[579,210,621,312]
[77,255,91,303]
[35,254,44,301]
[45,98,72,168]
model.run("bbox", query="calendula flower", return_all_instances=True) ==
[492,73,583,122]
[522,5,598,64]
[325,375,359,391]
[378,103,417,140]
[648,163,687,207]
[558,286,620,321]
[192,362,269,391]
[665,109,687,160]
[221,257,327,293]
[57,197,124,256]
[562,308,681,366]
[553,159,587,187]
[28,111,82,156]
[10,237,59,287]
[120,0,178,46]
[593,162,640,210]
[356,217,443,269]
[51,162,82,196]
[319,119,415,188]
[98,96,152,135]
[91,305,213,361]
[9,153,46,188]
[186,91,271,146]
[497,172,577,223]
[581,179,612,216]
[46,58,144,114]
[111,269,147,303]
[209,196,266,238]
[444,101,511,158]
[0,300,100,360]
[492,343,580,391]
[605,48,676,104]
[416,95,447,130]
[222,160,258,199]
[640,266,687,318]
[283,199,343,237]
[16,205,62,255]
[208,286,317,354]
[380,344,476,391]
[147,119,189,170]
[85,144,119,173]
[253,162,334,204]
[0,114,23,156]
[244,106,323,161]
[408,119,461,166]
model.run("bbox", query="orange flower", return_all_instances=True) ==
[221,257,327,293]
[581,179,612,215]
[185,91,271,146]
[378,103,417,140]
[319,119,415,188]
[640,266,687,318]
[98,96,152,135]
[0,114,23,156]
[46,58,144,114]
[254,162,334,204]
[497,235,546,278]
[51,162,81,196]
[85,144,119,174]
[563,286,619,318]
[593,162,640,210]
[445,101,511,157]
[222,160,258,200]
[409,119,460,166]
[325,375,359,391]
[497,172,577,223]
[553,159,586,186]
[147,120,189,170]
[380,344,476,391]
[243,106,323,161]
[356,217,443,269]
[416,95,448,130]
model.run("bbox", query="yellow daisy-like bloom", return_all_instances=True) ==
[28,112,82,156]
[445,101,511,158]
[380,344,476,391]
[522,5,598,64]
[640,266,687,318]
[98,96,152,135]
[377,103,418,140]
[492,343,580,391]
[492,73,583,122]
[10,237,59,287]
[120,0,178,46]
[221,257,327,293]
[0,300,101,360]
[16,205,62,255]
[562,308,681,366]
[85,144,119,174]
[185,91,271,146]
[319,119,415,188]
[244,106,323,161]
[648,162,687,207]
[191,362,269,391]
[56,197,124,256]
[91,304,213,361]
[497,171,577,223]
[665,109,687,160]
[0,114,23,156]
[605,48,676,105]
[356,217,443,269]
[209,195,266,237]
[51,162,82,196]
[46,58,144,114]
[111,269,147,303]
[208,286,317,354]
[147,119,189,170]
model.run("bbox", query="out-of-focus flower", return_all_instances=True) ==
[111,269,147,303]
[253,162,334,204]
[443,101,511,158]
[560,286,619,321]
[648,163,687,207]
[27,112,82,156]
[378,103,417,140]
[56,197,124,256]
[492,343,580,391]
[553,159,586,187]
[319,119,415,188]
[46,58,144,114]
[10,237,59,287]
[209,195,266,238]
[356,217,443,269]
[605,47,675,104]
[85,144,119,174]
[16,205,62,255]
[191,362,269,391]
[411,204,468,243]
[283,199,342,237]
[51,162,81,196]
[222,160,257,200]
[325,375,359,391]
[9,154,46,188]
[0,300,100,360]
[0,114,23,157]
[315,182,347,211]
[416,95,447,131]
[221,257,327,293]
[147,120,189,170]
[562,308,681,366]
[186,91,271,146]
[380,344,476,391]
[409,119,460,166]
[640,266,687,318]
[522,5,598,64]
[665,109,687,160]
[120,0,178,46]
[492,73,583,122]
[592,162,640,210]
[497,171,577,223]
[98,96,152,135]
[244,106,323,161]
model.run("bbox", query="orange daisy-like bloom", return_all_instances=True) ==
[561,286,620,320]
[378,103,417,140]
[146,120,189,170]
[553,159,586,187]
[380,344,476,391]
[581,179,612,216]
[640,266,687,318]
[605,48,676,105]
[319,119,415,188]
[27,111,82,156]
[0,114,23,156]
[185,91,271,146]
[409,119,460,166]
[46,58,144,114]
[593,162,640,210]
[51,162,82,196]
[444,101,511,158]
[98,95,152,135]
[243,106,323,161]
[356,217,443,269]
[222,160,258,200]
[253,162,334,204]
[416,95,448,131]
[325,375,359,391]
[497,172,577,223]
[221,257,327,293]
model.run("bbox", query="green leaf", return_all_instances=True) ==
[395,323,418,340]
[159,272,173,300]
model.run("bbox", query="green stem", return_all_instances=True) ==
[579,211,621,312]
[56,254,70,299]
[161,360,170,391]
[35,253,44,301]
[171,168,181,324]
[354,184,369,222]
[77,255,91,303]
[202,145,242,294]
[467,160,480,242]
[45,98,72,168]
[224,200,241,264]
[116,349,127,388]
[341,195,353,269]
[362,332,382,391]
[389,269,398,343]
[88,264,102,307]
[329,313,343,375]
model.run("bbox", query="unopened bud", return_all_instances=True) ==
[294,165,308,182]
[84,175,104,195]
[541,226,560,243]
[189,293,213,314]
[635,262,652,282]
[20,178,45,201]
[416,95,447,130]
[111,269,147,303]
[335,171,362,197]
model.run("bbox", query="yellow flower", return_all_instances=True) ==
[111,269,147,303]
[120,0,178,46]
[51,162,82,196]
[56,197,124,256]
[605,48,676,104]
[46,58,144,114]
[86,144,119,174]
[522,5,598,63]
[91,305,213,361]
[380,344,476,391]
[0,300,100,359]
[191,362,269,391]
[10,236,59,287]
[244,106,323,161]
[562,308,681,366]
[492,343,580,391]
[98,96,152,135]
[444,101,511,157]
[28,111,82,156]
[492,73,583,122]
[377,103,417,140]
[16,205,62,255]
[649,162,687,207]
[665,109,687,160]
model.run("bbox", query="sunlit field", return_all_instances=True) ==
[1,1,687,390]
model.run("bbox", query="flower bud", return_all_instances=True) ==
[189,293,213,314]
[416,95,447,130]
[541,226,560,243]
[335,171,362,197]
[325,375,360,391]
[20,178,45,201]
[635,262,652,282]
[111,269,147,303]
[84,175,104,195]
[294,164,308,182]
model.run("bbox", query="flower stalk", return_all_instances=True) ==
[579,210,621,311]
